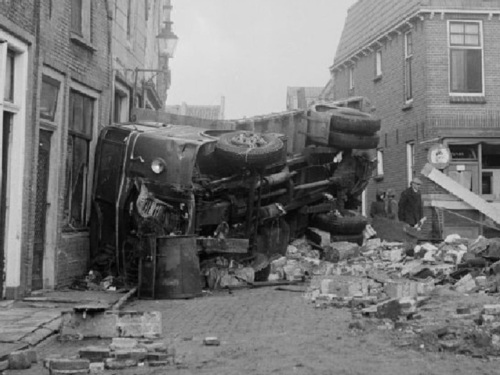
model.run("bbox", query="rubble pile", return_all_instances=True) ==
[44,337,179,372]
[297,232,500,358]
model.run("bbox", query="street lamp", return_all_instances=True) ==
[156,21,178,58]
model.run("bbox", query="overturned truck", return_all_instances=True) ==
[90,103,380,295]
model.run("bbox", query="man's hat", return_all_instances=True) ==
[412,177,423,185]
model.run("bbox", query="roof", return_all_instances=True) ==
[333,0,500,68]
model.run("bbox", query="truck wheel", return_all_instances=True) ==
[328,131,380,150]
[329,108,381,135]
[215,131,284,168]
[311,213,368,235]
[312,105,381,135]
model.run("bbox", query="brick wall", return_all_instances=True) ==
[37,0,112,288]
[333,19,428,212]
[57,233,90,287]
[332,12,500,238]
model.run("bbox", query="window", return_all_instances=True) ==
[449,21,483,94]
[71,0,83,35]
[404,31,413,102]
[127,0,133,39]
[4,49,15,102]
[113,82,129,123]
[348,66,354,91]
[40,76,60,122]
[70,0,91,41]
[449,144,478,161]
[481,144,500,168]
[406,142,414,184]
[375,50,382,77]
[376,149,384,176]
[65,89,94,229]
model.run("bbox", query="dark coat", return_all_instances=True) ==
[398,187,423,226]
[370,200,387,218]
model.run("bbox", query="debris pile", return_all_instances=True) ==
[296,232,500,358]
[44,337,179,372]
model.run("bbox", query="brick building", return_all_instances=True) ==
[111,0,176,123]
[329,0,500,239]
[0,1,38,299]
[0,0,176,299]
[165,96,225,120]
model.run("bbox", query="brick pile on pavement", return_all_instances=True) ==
[41,337,177,373]
[200,221,500,358]
[287,230,500,358]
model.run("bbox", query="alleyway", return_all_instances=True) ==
[20,287,499,375]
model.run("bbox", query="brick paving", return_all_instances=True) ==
[7,286,500,374]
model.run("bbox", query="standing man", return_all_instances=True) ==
[398,177,425,228]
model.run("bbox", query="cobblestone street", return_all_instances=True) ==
[14,287,498,375]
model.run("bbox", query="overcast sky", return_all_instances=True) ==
[166,0,357,120]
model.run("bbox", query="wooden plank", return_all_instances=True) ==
[421,163,500,225]
[197,238,249,254]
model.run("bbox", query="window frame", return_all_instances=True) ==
[348,66,355,93]
[406,142,415,185]
[376,149,384,177]
[375,49,383,78]
[70,0,92,43]
[63,83,99,231]
[404,30,413,104]
[447,20,484,96]
[113,79,130,123]
[39,75,61,123]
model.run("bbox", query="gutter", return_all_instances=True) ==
[331,8,500,73]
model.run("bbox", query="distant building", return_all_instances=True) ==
[286,87,324,110]
[112,0,177,123]
[331,0,500,239]
[165,96,225,120]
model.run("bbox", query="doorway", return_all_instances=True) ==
[0,113,13,295]
[33,129,52,290]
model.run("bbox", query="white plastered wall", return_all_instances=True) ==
[0,30,29,294]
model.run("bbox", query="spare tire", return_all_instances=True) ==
[215,131,284,168]
[329,131,380,150]
[312,105,381,135]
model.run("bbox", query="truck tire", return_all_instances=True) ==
[328,131,380,150]
[215,131,284,168]
[312,105,381,135]
[311,213,368,235]
[329,108,381,135]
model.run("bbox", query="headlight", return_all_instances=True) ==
[151,158,166,174]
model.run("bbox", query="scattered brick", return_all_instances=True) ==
[104,358,138,369]
[78,346,110,362]
[146,352,169,362]
[203,337,221,346]
[8,350,33,370]
[49,358,90,371]
[484,304,500,315]
[109,337,138,351]
[148,360,170,367]
[50,370,90,375]
[138,341,168,352]
[0,360,8,371]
